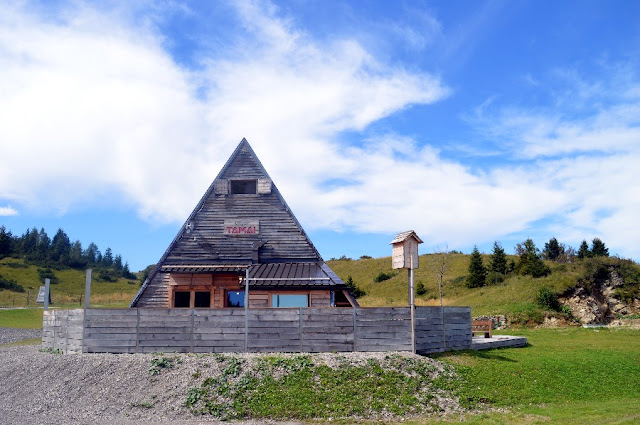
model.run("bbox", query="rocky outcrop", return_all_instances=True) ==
[559,272,640,325]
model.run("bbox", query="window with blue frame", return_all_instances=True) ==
[271,294,309,308]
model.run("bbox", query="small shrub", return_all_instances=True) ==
[614,285,640,303]
[450,276,466,286]
[374,271,396,283]
[536,287,561,312]
[130,400,155,409]
[486,271,505,285]
[149,357,174,375]
[185,387,203,407]
[0,274,25,292]
[416,282,427,296]
[510,303,545,325]
[97,269,119,282]
[37,268,59,284]
[553,264,567,273]
[359,255,373,260]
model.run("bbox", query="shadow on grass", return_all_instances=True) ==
[431,346,529,363]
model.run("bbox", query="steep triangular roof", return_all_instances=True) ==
[131,138,336,306]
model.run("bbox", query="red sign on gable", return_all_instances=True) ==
[224,220,259,236]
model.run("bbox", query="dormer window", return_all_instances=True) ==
[230,179,257,194]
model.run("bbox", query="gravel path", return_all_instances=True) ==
[0,327,42,345]
[0,343,306,425]
[0,336,461,424]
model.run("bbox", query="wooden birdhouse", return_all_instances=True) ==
[390,230,423,269]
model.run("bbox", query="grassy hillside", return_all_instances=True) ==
[0,257,140,308]
[2,252,637,324]
[328,253,637,321]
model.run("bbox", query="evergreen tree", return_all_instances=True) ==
[466,246,487,288]
[0,226,12,258]
[68,240,87,268]
[487,241,507,284]
[577,240,591,259]
[113,254,123,272]
[84,242,99,265]
[516,238,551,278]
[36,228,50,260]
[50,228,71,264]
[591,238,609,257]
[102,247,113,266]
[345,275,366,298]
[20,228,38,257]
[123,262,135,279]
[489,241,507,274]
[543,237,563,261]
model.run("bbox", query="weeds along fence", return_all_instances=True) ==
[42,306,471,355]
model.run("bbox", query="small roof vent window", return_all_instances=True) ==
[230,179,257,194]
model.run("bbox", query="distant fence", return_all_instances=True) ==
[42,307,471,355]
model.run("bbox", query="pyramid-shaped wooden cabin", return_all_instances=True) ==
[131,139,357,309]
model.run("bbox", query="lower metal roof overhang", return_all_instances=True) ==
[160,262,343,288]
[160,265,249,273]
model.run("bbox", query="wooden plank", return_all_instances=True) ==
[194,327,245,335]
[137,333,192,341]
[302,344,353,352]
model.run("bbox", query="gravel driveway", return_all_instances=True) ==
[0,327,42,345]
[0,341,306,425]
[0,330,459,425]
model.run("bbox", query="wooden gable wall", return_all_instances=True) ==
[164,143,320,264]
[132,139,332,308]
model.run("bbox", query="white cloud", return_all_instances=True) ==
[0,0,449,223]
[465,67,640,259]
[0,206,18,216]
[1,1,639,262]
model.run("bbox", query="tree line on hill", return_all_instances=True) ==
[467,237,610,288]
[0,225,136,289]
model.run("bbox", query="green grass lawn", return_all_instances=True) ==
[0,308,43,329]
[415,327,640,424]
[0,257,140,308]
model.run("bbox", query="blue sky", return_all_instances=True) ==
[1,0,639,271]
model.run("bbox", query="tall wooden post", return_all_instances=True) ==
[391,231,423,355]
[84,269,92,310]
[44,278,50,311]
[408,267,415,353]
[244,268,249,353]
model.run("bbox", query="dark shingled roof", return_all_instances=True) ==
[130,139,349,307]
